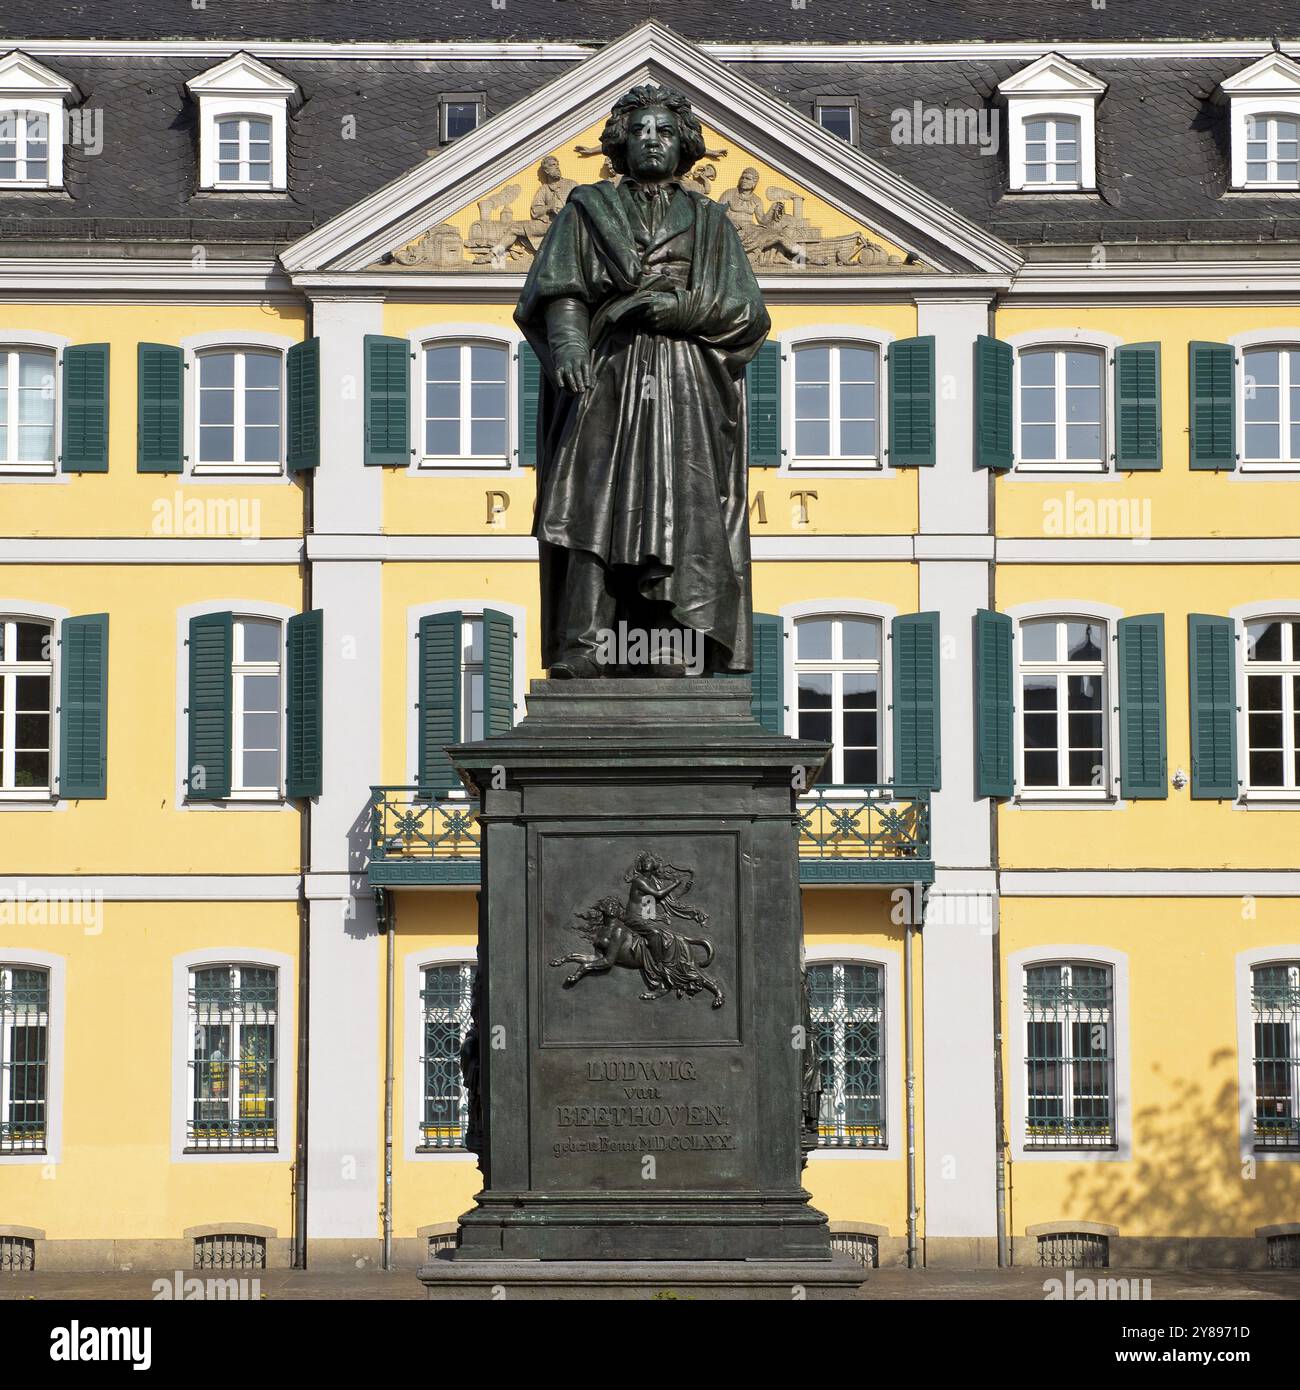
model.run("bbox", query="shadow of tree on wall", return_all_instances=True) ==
[1056,1052,1289,1242]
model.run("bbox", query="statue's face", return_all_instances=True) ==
[739,169,758,192]
[624,105,682,182]
[540,156,560,179]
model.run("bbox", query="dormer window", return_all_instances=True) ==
[186,52,298,193]
[439,93,484,144]
[998,53,1104,194]
[1023,115,1080,187]
[1220,53,1300,190]
[216,115,273,186]
[0,50,78,190]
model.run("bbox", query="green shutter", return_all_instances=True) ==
[1188,613,1238,799]
[137,343,183,473]
[892,611,941,790]
[364,334,410,466]
[1189,342,1236,471]
[1117,614,1167,799]
[975,608,1014,797]
[61,344,110,473]
[517,342,541,467]
[975,335,1013,471]
[1114,342,1162,471]
[286,338,320,472]
[747,340,781,468]
[887,335,936,467]
[59,613,108,799]
[286,609,323,798]
[418,611,462,793]
[482,608,515,736]
[187,611,232,800]
[749,612,785,734]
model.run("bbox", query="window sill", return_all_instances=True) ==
[1239,791,1300,808]
[1012,462,1108,475]
[1238,461,1300,474]
[183,795,288,811]
[183,1147,278,1156]
[189,464,285,478]
[788,457,883,473]
[195,186,288,196]
[0,465,56,477]
[1003,188,1097,198]
[418,456,511,471]
[1012,792,1119,809]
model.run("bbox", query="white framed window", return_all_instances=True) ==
[421,340,509,468]
[794,614,882,787]
[0,347,56,474]
[806,960,884,1149]
[0,617,52,797]
[1242,347,1300,466]
[187,963,277,1153]
[419,961,476,1150]
[999,54,1103,193]
[1251,961,1300,1152]
[1023,961,1115,1151]
[1016,345,1105,469]
[1022,115,1081,187]
[814,99,856,143]
[187,53,295,192]
[0,53,75,190]
[790,341,880,469]
[1244,617,1300,792]
[215,115,273,186]
[231,617,282,797]
[1244,113,1300,187]
[195,347,283,474]
[0,964,48,1154]
[1018,617,1108,795]
[458,615,485,742]
[0,109,48,185]
[440,95,483,143]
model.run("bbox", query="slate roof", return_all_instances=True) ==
[4,47,1300,252]
[4,1,1300,44]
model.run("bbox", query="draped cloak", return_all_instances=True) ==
[514,179,770,672]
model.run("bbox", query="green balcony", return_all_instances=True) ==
[367,784,933,888]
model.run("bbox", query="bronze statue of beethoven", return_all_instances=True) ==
[515,85,770,678]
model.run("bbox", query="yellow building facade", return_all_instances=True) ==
[2,21,1299,1274]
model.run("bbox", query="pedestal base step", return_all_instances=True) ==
[419,1252,867,1300]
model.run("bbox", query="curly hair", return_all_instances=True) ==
[599,84,707,178]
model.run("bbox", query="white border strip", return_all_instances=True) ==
[0,875,302,900]
[1002,871,1300,896]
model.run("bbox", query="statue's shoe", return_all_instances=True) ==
[548,653,603,679]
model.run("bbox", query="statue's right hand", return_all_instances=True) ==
[553,344,592,394]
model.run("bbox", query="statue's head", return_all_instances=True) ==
[738,166,759,192]
[539,155,562,181]
[599,84,707,181]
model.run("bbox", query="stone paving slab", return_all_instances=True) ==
[3,1267,1300,1301]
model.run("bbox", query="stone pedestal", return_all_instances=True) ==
[440,679,848,1276]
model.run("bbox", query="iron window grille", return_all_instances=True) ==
[0,1235,34,1271]
[1267,1233,1300,1269]
[1037,1231,1109,1268]
[419,962,476,1150]
[807,961,885,1149]
[187,965,277,1152]
[1252,962,1300,1150]
[0,965,48,1154]
[1024,962,1116,1149]
[193,1233,266,1270]
[830,1230,879,1267]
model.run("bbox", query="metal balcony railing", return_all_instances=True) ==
[368,784,932,886]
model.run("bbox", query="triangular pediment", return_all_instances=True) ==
[281,21,1019,279]
[997,53,1106,99]
[1219,52,1300,96]
[378,116,920,276]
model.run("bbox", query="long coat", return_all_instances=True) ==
[515,179,770,672]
